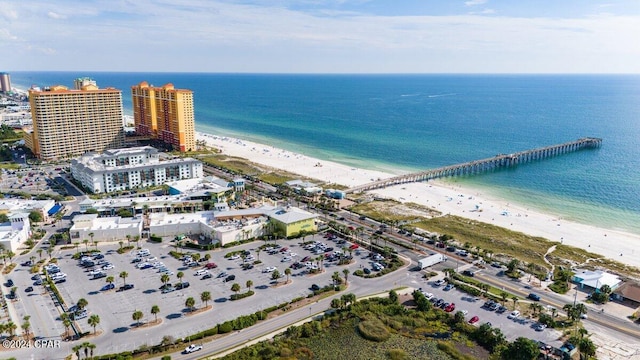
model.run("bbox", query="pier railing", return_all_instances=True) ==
[346,137,602,194]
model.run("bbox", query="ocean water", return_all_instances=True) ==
[10,72,640,234]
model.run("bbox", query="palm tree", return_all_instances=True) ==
[192,253,201,263]
[500,291,508,307]
[151,305,160,323]
[343,268,350,285]
[203,253,211,262]
[176,271,184,285]
[88,232,95,247]
[161,273,170,288]
[88,314,100,334]
[6,321,16,337]
[332,271,341,286]
[93,241,99,251]
[271,269,281,283]
[246,279,253,290]
[73,242,80,254]
[87,343,96,359]
[22,316,31,339]
[106,276,114,287]
[284,268,292,283]
[83,239,89,252]
[73,345,82,360]
[37,248,43,259]
[60,313,71,338]
[578,337,596,360]
[118,241,123,250]
[132,310,144,326]
[47,246,53,259]
[231,283,241,295]
[6,250,15,264]
[575,303,588,320]
[563,304,576,321]
[201,291,211,307]
[185,297,196,312]
[511,296,519,311]
[119,271,129,286]
[77,298,88,311]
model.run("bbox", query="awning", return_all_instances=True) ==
[48,204,62,216]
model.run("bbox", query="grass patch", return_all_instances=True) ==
[257,172,298,185]
[350,200,430,224]
[0,162,21,169]
[358,319,391,342]
[200,154,263,175]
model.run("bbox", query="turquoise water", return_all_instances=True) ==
[10,72,640,233]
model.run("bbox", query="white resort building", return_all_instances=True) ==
[0,213,32,252]
[70,146,203,193]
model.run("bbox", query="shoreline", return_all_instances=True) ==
[196,131,640,269]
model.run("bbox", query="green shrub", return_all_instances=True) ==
[230,290,255,301]
[218,321,233,334]
[387,348,408,360]
[357,319,390,342]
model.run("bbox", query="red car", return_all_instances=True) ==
[205,263,217,269]
[349,244,359,250]
[445,303,456,312]
[468,316,479,324]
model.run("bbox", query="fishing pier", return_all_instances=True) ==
[346,137,602,194]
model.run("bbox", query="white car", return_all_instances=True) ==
[146,256,157,262]
[184,344,203,354]
[281,257,292,262]
[289,252,297,257]
[89,269,103,276]
[102,264,114,270]
[263,266,277,273]
[423,292,434,300]
[434,279,446,287]
[51,273,67,280]
[461,310,469,316]
[194,269,209,276]
[508,310,520,319]
[229,255,240,260]
[136,262,151,269]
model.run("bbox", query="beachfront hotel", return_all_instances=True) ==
[0,72,11,93]
[25,78,125,160]
[70,146,203,194]
[131,82,196,152]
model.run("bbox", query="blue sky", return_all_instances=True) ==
[1,0,638,73]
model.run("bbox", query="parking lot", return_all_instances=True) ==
[417,276,563,347]
[50,232,375,349]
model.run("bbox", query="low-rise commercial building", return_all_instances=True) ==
[0,213,32,252]
[69,214,143,243]
[70,146,203,193]
[0,198,59,224]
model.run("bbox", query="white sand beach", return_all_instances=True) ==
[197,132,640,269]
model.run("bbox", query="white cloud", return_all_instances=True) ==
[1,0,639,73]
[0,28,18,41]
[465,0,487,6]
[47,12,67,20]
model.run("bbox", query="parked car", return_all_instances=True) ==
[25,286,34,293]
[224,274,236,282]
[469,316,480,324]
[445,303,456,312]
[443,283,455,291]
[201,273,213,280]
[508,310,521,319]
[311,284,321,291]
[434,279,446,287]
[117,284,134,292]
[205,262,218,269]
[175,282,190,290]
[161,287,175,294]
[101,283,115,291]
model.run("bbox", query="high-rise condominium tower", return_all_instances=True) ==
[26,79,125,160]
[131,82,195,152]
